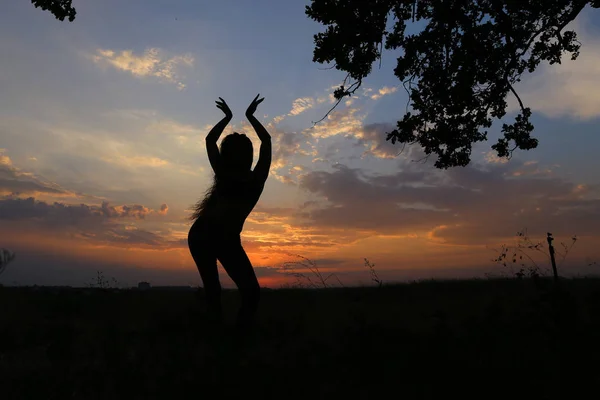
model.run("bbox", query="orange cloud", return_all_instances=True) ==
[90,47,194,90]
[288,97,315,116]
[158,203,169,215]
[1,151,82,201]
[102,155,170,168]
[370,85,399,100]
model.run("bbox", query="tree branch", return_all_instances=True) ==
[508,82,525,113]
[318,64,337,70]
[311,75,361,126]
[311,97,345,126]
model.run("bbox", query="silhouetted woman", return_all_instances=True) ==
[188,94,271,330]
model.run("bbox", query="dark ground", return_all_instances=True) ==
[1,278,600,399]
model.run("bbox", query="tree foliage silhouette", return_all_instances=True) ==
[31,0,76,22]
[306,0,599,168]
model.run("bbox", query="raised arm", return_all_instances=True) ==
[206,98,233,175]
[245,94,271,183]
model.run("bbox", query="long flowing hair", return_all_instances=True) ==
[189,132,254,221]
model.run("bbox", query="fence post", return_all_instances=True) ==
[547,232,558,283]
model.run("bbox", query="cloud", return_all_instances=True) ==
[355,123,402,159]
[103,108,210,138]
[243,204,370,254]
[268,91,337,127]
[362,88,374,96]
[272,115,286,124]
[265,106,422,184]
[90,48,194,90]
[0,177,69,198]
[273,128,312,164]
[275,84,369,127]
[159,203,169,215]
[0,113,213,217]
[0,197,166,221]
[307,107,365,139]
[288,97,315,116]
[483,150,509,164]
[241,121,313,184]
[0,149,11,166]
[303,108,419,161]
[297,161,600,244]
[145,119,211,137]
[370,85,399,100]
[0,152,79,199]
[316,93,336,104]
[101,155,170,168]
[0,197,177,249]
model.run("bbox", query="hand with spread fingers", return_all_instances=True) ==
[216,97,233,119]
[245,94,265,118]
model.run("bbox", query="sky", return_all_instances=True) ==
[1,0,600,288]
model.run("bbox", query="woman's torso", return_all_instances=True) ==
[197,171,264,235]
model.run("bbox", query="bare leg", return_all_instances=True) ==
[188,223,222,323]
[216,235,260,330]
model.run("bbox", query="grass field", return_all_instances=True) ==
[1,278,600,399]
